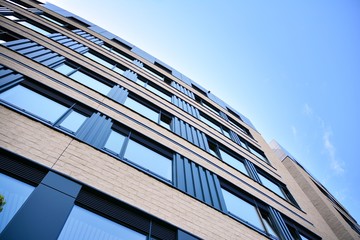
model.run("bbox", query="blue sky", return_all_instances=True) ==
[45,0,360,223]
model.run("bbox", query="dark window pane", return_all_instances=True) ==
[0,85,68,123]
[104,130,126,154]
[260,210,279,238]
[58,206,146,240]
[219,149,248,175]
[159,114,172,130]
[221,188,264,231]
[124,98,158,123]
[125,139,172,181]
[69,71,111,95]
[84,52,114,69]
[54,63,75,75]
[0,173,34,233]
[258,174,286,198]
[40,15,64,26]
[145,84,171,101]
[18,21,51,36]
[59,111,87,133]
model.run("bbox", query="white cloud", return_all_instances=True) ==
[303,103,313,116]
[322,128,345,175]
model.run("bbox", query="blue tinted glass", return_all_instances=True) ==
[40,15,64,26]
[125,139,172,181]
[258,174,285,198]
[59,111,87,133]
[104,130,126,154]
[145,85,171,101]
[221,188,264,231]
[18,21,51,36]
[54,63,75,75]
[70,71,111,95]
[0,85,68,123]
[219,149,248,175]
[113,66,124,75]
[58,206,146,240]
[83,52,114,69]
[200,115,222,132]
[124,98,159,123]
[0,173,34,233]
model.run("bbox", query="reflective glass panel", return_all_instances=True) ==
[219,149,248,175]
[0,173,34,233]
[104,130,126,154]
[83,52,114,69]
[54,63,75,75]
[59,111,87,133]
[258,174,286,199]
[0,85,68,123]
[40,15,64,26]
[70,71,111,95]
[113,66,124,75]
[260,210,279,238]
[18,21,51,36]
[221,188,264,231]
[124,98,158,123]
[145,84,171,101]
[125,139,172,181]
[58,206,146,240]
[200,115,222,132]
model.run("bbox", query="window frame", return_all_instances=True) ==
[102,124,174,182]
[0,78,92,135]
[53,61,114,96]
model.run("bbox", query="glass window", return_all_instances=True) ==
[59,111,87,133]
[69,71,111,95]
[258,174,286,199]
[18,21,51,36]
[84,52,114,69]
[40,15,64,26]
[143,66,164,80]
[0,173,34,233]
[58,205,146,240]
[260,210,279,238]
[208,141,220,158]
[145,84,171,101]
[221,188,264,231]
[159,114,172,130]
[219,149,248,175]
[125,139,172,181]
[104,130,126,154]
[54,63,75,75]
[200,114,222,132]
[0,85,68,123]
[124,98,158,123]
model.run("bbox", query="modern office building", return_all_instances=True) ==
[0,0,359,239]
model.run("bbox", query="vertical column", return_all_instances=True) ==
[0,172,81,240]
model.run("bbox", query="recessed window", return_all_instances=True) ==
[200,113,230,138]
[0,79,91,135]
[221,188,263,230]
[135,76,172,101]
[125,139,172,181]
[219,149,248,176]
[0,173,35,232]
[2,13,54,36]
[39,14,64,26]
[221,187,280,238]
[54,62,112,95]
[84,51,127,75]
[102,126,173,182]
[124,96,172,129]
[58,205,146,240]
[0,28,21,44]
[102,43,134,62]
[58,110,87,133]
[0,85,68,123]
[104,130,126,155]
[142,64,164,81]
[258,173,286,198]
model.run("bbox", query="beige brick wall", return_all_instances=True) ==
[0,105,269,239]
[282,156,359,240]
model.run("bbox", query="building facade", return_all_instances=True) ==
[0,0,358,239]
